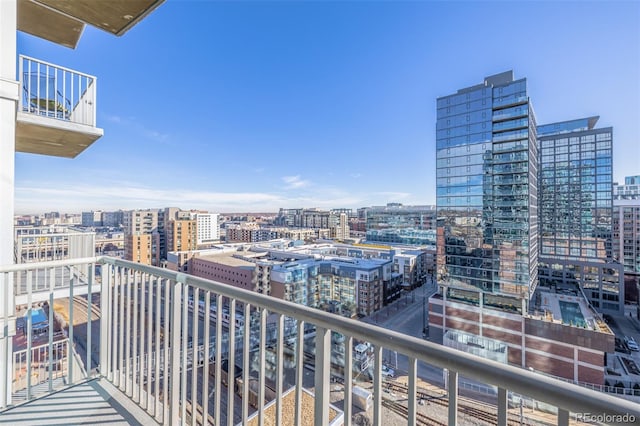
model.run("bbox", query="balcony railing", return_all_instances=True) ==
[1,256,640,426]
[18,55,97,127]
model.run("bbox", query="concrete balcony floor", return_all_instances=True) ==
[0,379,156,425]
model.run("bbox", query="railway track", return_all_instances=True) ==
[383,379,524,426]
[72,295,101,322]
[382,398,447,426]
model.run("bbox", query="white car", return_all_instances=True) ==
[381,365,395,378]
[626,337,639,351]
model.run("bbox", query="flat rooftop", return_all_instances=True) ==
[196,253,258,268]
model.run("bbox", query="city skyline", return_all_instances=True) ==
[15,1,640,214]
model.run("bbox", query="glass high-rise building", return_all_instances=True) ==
[537,117,623,313]
[538,116,612,261]
[436,70,538,300]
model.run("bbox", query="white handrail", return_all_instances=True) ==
[2,256,639,424]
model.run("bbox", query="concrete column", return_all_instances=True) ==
[0,0,17,407]
[0,0,17,264]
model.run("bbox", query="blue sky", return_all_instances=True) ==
[15,0,640,214]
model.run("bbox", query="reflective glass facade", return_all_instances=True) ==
[364,204,436,231]
[537,117,622,314]
[538,118,613,261]
[436,71,538,298]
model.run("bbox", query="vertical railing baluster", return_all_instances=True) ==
[76,68,80,121]
[125,269,132,396]
[68,269,75,385]
[102,263,112,381]
[373,345,382,426]
[258,308,267,426]
[227,299,236,426]
[408,357,417,426]
[93,77,97,126]
[70,71,74,118]
[48,267,55,392]
[155,276,162,420]
[558,409,570,426]
[314,326,331,426]
[448,369,458,426]
[146,274,154,410]
[163,279,171,424]
[53,67,57,119]
[344,335,353,426]
[169,280,182,425]
[117,267,124,389]
[275,313,284,426]
[62,69,66,119]
[498,387,507,426]
[36,61,40,115]
[214,294,222,426]
[181,284,189,423]
[86,261,94,377]
[111,266,118,385]
[139,273,147,409]
[26,270,32,401]
[242,303,250,424]
[191,288,199,426]
[18,57,23,112]
[132,271,139,402]
[294,320,304,426]
[202,291,211,426]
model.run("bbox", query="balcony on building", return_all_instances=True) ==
[15,55,103,158]
[1,257,639,426]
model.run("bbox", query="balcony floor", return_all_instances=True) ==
[0,379,157,425]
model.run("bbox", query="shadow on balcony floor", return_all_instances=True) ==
[0,378,156,425]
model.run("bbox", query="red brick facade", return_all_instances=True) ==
[578,350,603,366]
[429,297,610,385]
[525,336,574,359]
[526,352,574,380]
[445,307,479,322]
[483,314,521,331]
[578,365,604,385]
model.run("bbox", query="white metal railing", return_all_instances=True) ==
[1,256,640,426]
[0,258,100,409]
[18,55,97,127]
[15,230,95,264]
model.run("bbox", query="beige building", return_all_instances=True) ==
[167,218,197,252]
[123,209,160,265]
[125,233,155,265]
[330,212,350,241]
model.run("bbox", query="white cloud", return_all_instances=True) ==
[281,175,310,189]
[14,181,423,214]
[15,183,283,213]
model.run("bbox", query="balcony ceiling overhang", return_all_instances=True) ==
[18,0,165,49]
[16,111,104,158]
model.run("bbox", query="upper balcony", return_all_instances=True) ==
[16,55,103,158]
[0,257,639,426]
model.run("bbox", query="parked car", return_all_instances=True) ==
[625,336,639,351]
